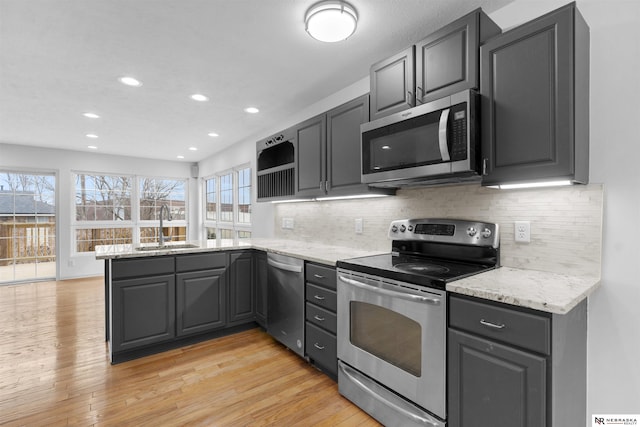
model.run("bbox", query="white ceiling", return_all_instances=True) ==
[0,0,513,163]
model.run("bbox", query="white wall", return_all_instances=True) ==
[0,143,196,279]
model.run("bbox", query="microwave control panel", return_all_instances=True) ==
[450,103,468,161]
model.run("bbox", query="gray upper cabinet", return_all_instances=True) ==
[295,114,326,198]
[370,47,415,121]
[480,3,589,186]
[295,95,392,198]
[416,8,500,104]
[326,95,374,196]
[370,9,500,121]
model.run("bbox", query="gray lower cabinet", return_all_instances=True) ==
[304,263,338,379]
[111,273,176,353]
[448,329,546,427]
[480,2,589,186]
[254,251,268,328]
[176,252,228,336]
[176,268,226,336]
[228,251,255,325]
[448,294,587,427]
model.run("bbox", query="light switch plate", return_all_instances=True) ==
[355,218,363,234]
[282,218,294,229]
[515,221,531,243]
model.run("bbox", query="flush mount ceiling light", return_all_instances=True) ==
[305,1,358,43]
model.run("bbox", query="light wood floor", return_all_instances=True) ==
[0,277,380,426]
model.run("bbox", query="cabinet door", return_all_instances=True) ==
[448,329,546,427]
[370,46,415,120]
[295,114,326,197]
[254,251,268,328]
[326,95,370,195]
[112,274,176,352]
[228,251,255,324]
[480,4,581,186]
[176,268,226,336]
[416,11,476,104]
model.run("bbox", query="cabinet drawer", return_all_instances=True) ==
[176,252,227,272]
[306,302,337,334]
[306,283,337,312]
[305,321,337,377]
[449,295,551,355]
[112,256,174,280]
[306,263,337,290]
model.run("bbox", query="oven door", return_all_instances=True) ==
[337,269,446,419]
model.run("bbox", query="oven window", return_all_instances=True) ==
[350,301,422,377]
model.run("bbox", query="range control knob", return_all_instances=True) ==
[408,225,414,232]
[391,225,398,233]
[482,228,493,238]
[400,225,407,232]
[467,227,477,237]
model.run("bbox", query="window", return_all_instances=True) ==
[139,177,187,244]
[72,173,188,253]
[204,165,251,241]
[74,173,133,252]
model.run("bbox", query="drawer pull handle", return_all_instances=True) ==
[314,315,325,322]
[480,319,505,329]
[314,295,325,300]
[313,274,325,279]
[314,343,325,350]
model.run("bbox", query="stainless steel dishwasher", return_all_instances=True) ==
[267,253,305,357]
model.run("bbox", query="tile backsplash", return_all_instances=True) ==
[274,183,603,277]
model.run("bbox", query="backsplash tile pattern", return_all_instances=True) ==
[274,184,603,277]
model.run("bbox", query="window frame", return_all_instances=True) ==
[203,164,252,242]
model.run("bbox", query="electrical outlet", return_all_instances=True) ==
[355,218,363,234]
[281,218,294,229]
[515,221,531,243]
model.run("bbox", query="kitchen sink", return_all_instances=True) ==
[134,243,200,251]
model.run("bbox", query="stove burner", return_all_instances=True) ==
[394,263,450,275]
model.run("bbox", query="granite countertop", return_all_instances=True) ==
[96,240,600,315]
[94,238,384,266]
[447,266,601,315]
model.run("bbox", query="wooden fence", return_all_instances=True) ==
[0,222,56,265]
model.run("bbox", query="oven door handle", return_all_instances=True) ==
[339,362,441,426]
[438,108,451,162]
[338,274,441,305]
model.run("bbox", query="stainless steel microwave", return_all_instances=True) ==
[361,89,479,187]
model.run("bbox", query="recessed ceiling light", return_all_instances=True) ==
[87,145,98,150]
[83,112,100,119]
[188,147,198,151]
[86,133,99,139]
[177,155,185,159]
[207,132,219,137]
[244,107,259,114]
[118,76,142,87]
[190,94,209,102]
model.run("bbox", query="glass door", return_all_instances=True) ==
[0,171,56,283]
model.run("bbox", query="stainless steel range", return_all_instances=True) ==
[336,218,500,427]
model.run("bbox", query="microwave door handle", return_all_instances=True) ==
[438,108,451,162]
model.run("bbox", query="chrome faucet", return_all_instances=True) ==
[159,204,172,245]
